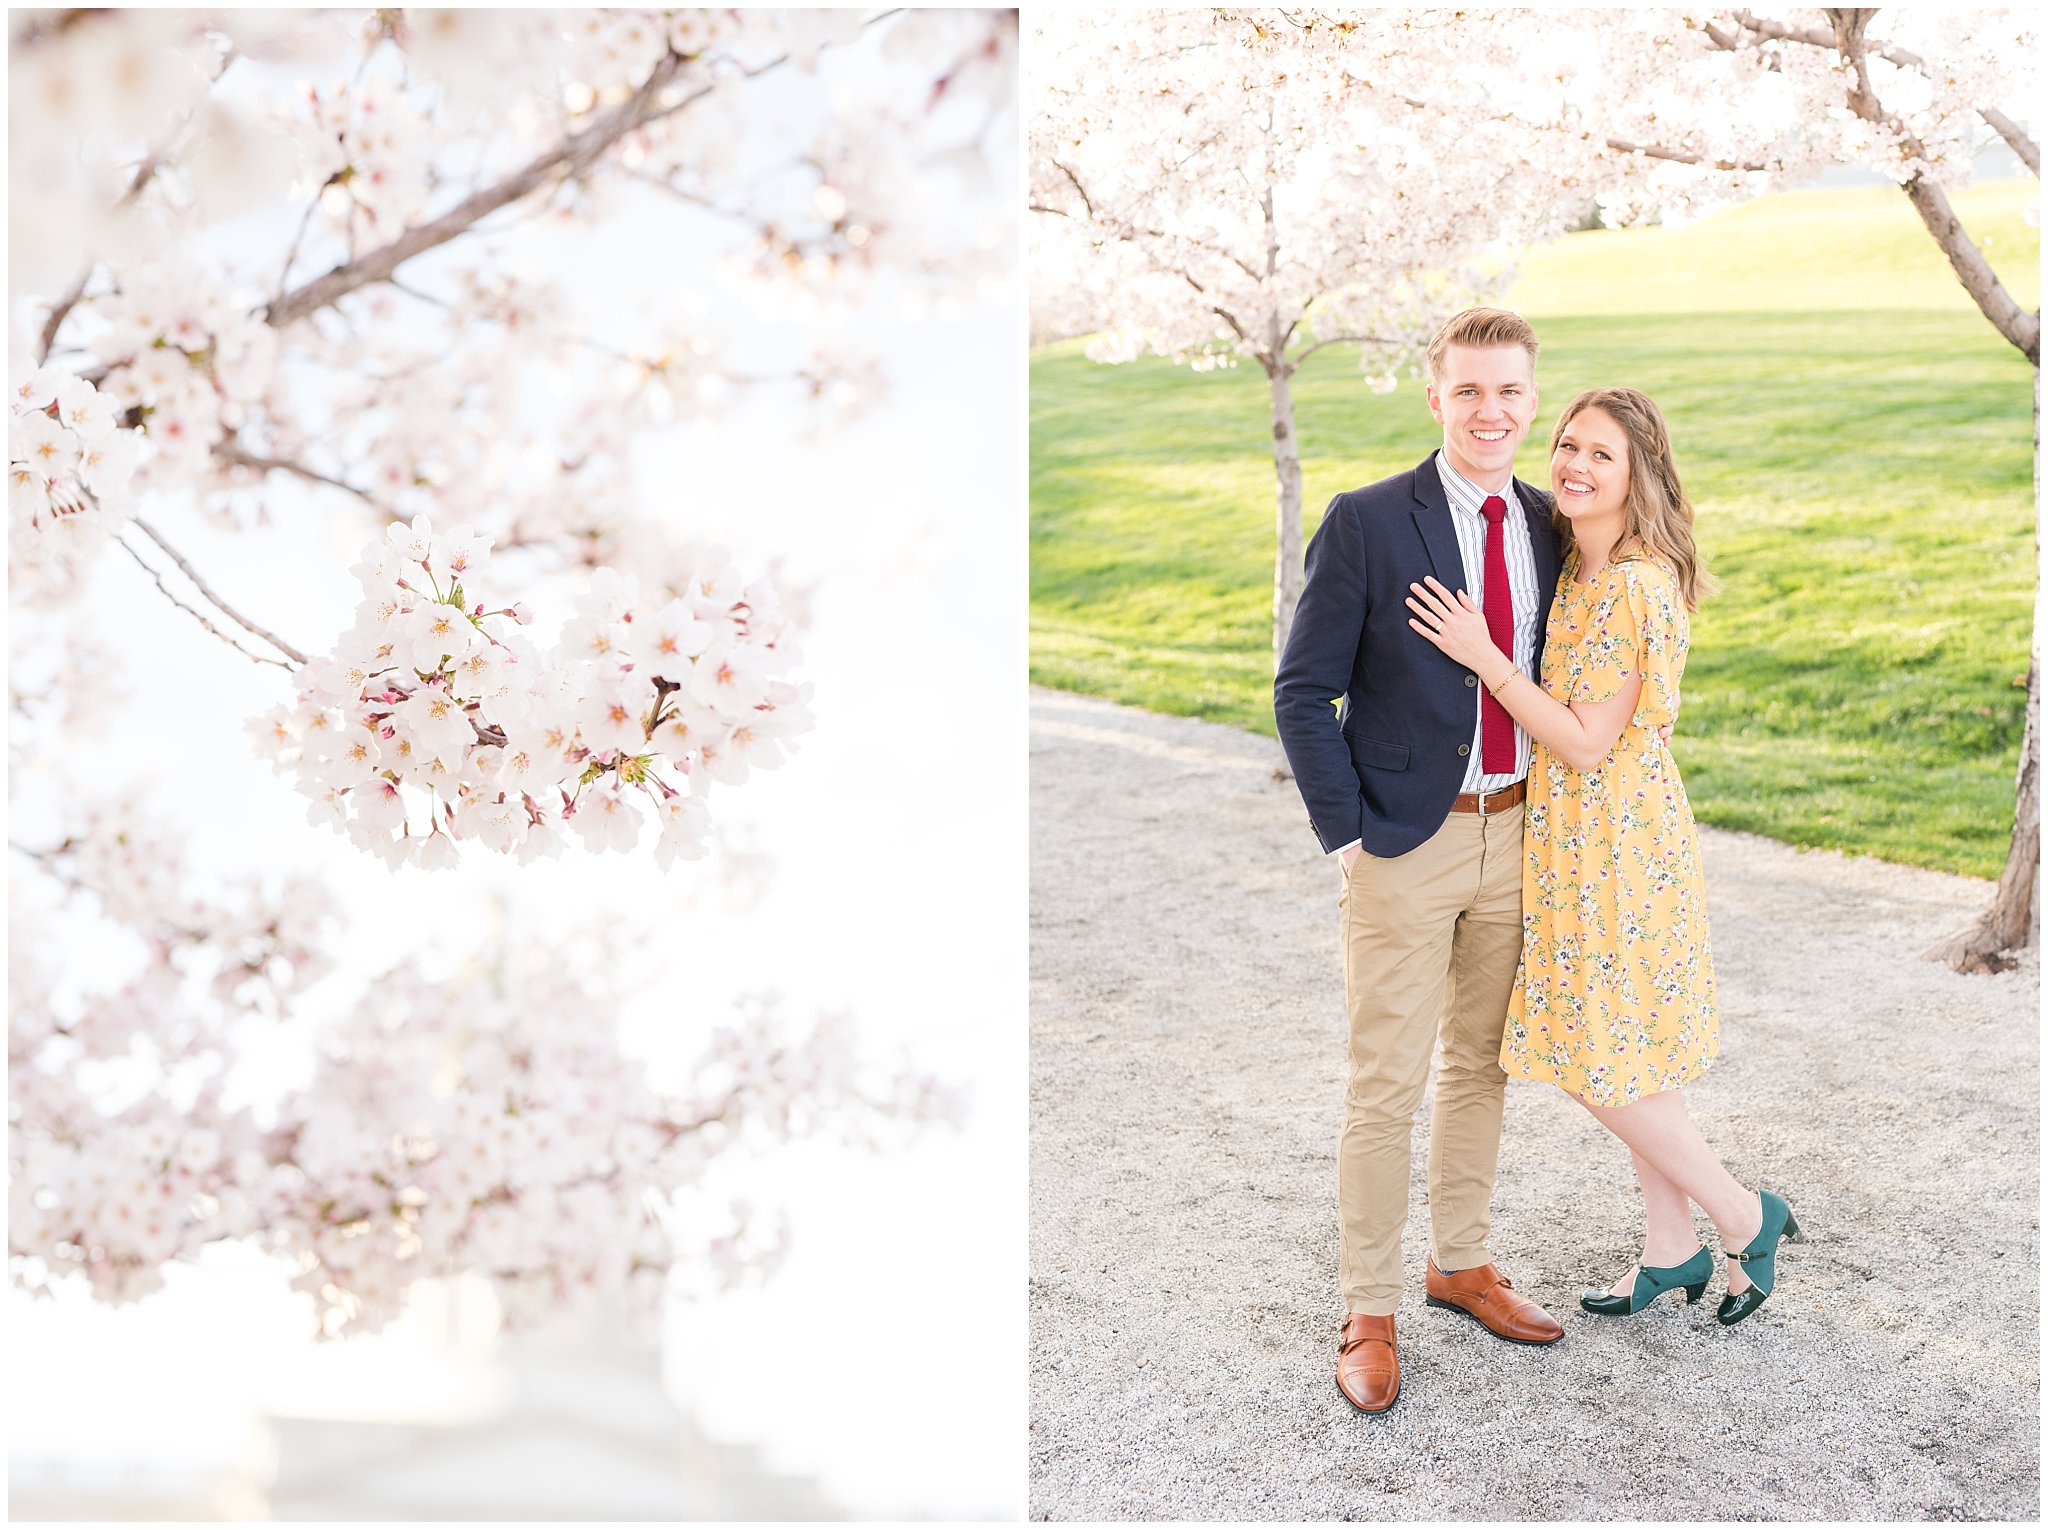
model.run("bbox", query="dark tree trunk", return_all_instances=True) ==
[1924,367,2041,971]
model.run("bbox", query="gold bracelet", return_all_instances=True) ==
[1487,669,1517,698]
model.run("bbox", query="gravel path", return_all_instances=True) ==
[1029,687,2040,1522]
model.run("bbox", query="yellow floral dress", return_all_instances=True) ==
[1500,548,1718,1106]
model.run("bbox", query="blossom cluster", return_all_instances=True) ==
[90,263,281,485]
[8,804,340,1308]
[10,860,958,1335]
[1030,10,1538,386]
[303,75,436,238]
[252,515,812,868]
[9,368,144,598]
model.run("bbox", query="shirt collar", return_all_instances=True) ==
[1435,451,1519,520]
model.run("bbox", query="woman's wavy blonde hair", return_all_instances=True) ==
[1549,387,1714,611]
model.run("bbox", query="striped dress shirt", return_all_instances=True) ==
[1434,453,1540,792]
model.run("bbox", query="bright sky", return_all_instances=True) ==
[9,17,1023,1522]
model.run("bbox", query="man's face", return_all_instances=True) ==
[1425,344,1538,489]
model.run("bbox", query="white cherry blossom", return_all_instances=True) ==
[10,5,1009,1334]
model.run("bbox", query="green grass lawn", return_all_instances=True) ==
[1031,181,2039,879]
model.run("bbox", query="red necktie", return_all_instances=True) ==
[1480,495,1516,774]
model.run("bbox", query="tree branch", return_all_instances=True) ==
[35,44,238,363]
[35,267,91,365]
[1395,88,1775,176]
[1051,158,1097,221]
[1603,135,1771,174]
[127,517,310,665]
[115,531,298,671]
[622,167,776,229]
[1828,8,2039,364]
[636,8,904,135]
[1047,154,1268,287]
[264,10,905,332]
[1209,303,1252,347]
[264,50,690,329]
[1726,9,2039,175]
[1293,332,1404,364]
[214,436,398,520]
[1981,106,2041,178]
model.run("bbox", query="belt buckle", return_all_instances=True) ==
[1475,785,1503,816]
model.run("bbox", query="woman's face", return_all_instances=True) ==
[1549,406,1631,530]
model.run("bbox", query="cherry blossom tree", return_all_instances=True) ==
[1581,8,2040,973]
[1346,4,2037,969]
[10,8,1012,1335]
[1045,7,2035,969]
[1030,10,1615,661]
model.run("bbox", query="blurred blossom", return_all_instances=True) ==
[8,5,1014,1334]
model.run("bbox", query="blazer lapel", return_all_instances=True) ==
[1409,452,1464,589]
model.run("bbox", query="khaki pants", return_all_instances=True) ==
[1337,804,1524,1315]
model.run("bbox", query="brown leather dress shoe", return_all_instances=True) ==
[1424,1259,1565,1345]
[1336,1313,1400,1413]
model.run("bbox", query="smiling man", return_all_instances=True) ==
[1273,307,1565,1414]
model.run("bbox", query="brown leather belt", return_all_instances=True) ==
[1450,780,1527,815]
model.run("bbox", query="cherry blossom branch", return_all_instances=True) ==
[36,47,238,363]
[264,12,911,331]
[10,836,215,946]
[3,839,151,943]
[273,183,334,307]
[1827,10,2040,364]
[1720,9,2039,174]
[1293,331,1404,365]
[1981,108,2040,177]
[1386,89,1775,183]
[265,51,690,328]
[114,531,297,671]
[634,8,905,133]
[622,168,779,227]
[1600,135,1771,174]
[1726,9,1942,74]
[8,837,70,870]
[615,170,861,272]
[1206,299,1254,350]
[1047,158,1097,220]
[1047,158,1270,287]
[35,267,91,365]
[127,517,310,665]
[214,436,399,519]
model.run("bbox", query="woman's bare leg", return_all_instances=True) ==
[1577,1088,1764,1294]
[1603,1149,1704,1297]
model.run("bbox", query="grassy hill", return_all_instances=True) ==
[1031,181,2039,878]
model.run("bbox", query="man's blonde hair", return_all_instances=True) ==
[1425,307,1539,384]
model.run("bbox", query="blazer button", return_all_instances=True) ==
[1464,675,1477,688]
[1457,744,1470,756]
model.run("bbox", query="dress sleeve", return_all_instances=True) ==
[1572,562,1685,729]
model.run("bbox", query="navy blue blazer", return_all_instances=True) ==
[1273,451,1560,857]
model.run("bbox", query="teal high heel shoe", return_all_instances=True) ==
[1716,1189,1803,1326]
[1579,1244,1714,1315]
